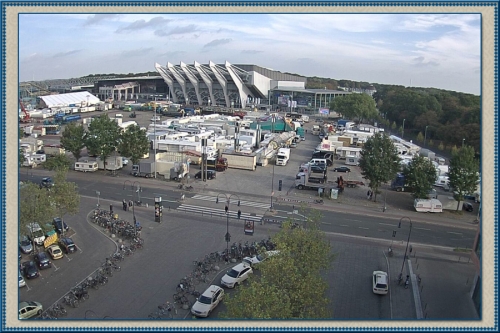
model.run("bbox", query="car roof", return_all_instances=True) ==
[36,252,48,258]
[202,285,222,297]
[231,263,251,271]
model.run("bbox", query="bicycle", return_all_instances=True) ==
[158,302,177,319]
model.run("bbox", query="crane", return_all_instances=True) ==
[19,99,30,123]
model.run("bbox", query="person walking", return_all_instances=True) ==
[367,190,371,200]
[370,191,373,200]
[122,199,127,211]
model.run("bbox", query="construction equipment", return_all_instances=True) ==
[19,99,31,123]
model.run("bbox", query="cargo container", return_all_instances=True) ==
[221,152,257,171]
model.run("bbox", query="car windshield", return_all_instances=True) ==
[20,239,30,246]
[198,296,212,304]
[376,283,387,289]
[53,248,61,254]
[256,254,264,261]
[226,269,239,278]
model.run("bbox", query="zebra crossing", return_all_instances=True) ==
[191,194,271,210]
[176,203,263,223]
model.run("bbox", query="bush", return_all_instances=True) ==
[42,153,72,171]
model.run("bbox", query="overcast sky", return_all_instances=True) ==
[19,13,480,95]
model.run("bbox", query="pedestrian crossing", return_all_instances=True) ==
[191,194,271,210]
[176,204,263,223]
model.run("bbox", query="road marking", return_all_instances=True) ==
[447,231,463,235]
[339,225,349,227]
[321,222,331,225]
[358,227,369,230]
[351,220,362,222]
[191,194,270,209]
[414,227,431,231]
[379,223,394,227]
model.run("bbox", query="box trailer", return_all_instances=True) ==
[43,145,66,156]
[96,155,123,171]
[221,152,257,171]
[414,199,443,213]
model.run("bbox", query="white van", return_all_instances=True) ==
[75,161,98,172]
[308,158,328,167]
[115,113,123,119]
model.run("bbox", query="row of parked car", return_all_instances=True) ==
[190,251,279,318]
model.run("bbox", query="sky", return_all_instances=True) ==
[19,13,481,95]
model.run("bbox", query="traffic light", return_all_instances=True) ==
[278,180,282,191]
[237,210,241,219]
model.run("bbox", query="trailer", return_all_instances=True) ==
[295,170,328,190]
[131,160,170,178]
[206,157,228,171]
[75,161,98,172]
[414,199,443,213]
[221,152,257,171]
[42,145,65,156]
[344,180,365,188]
[96,155,123,171]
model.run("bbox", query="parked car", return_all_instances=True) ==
[40,177,54,189]
[333,166,351,173]
[194,170,216,180]
[190,285,224,318]
[59,237,77,254]
[47,244,63,260]
[19,236,33,254]
[52,217,69,234]
[33,252,51,270]
[462,202,474,212]
[21,261,40,279]
[242,250,280,267]
[221,263,253,288]
[372,271,389,295]
[19,270,26,288]
[19,301,43,319]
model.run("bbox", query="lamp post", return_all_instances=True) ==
[424,125,429,147]
[216,193,241,262]
[153,94,162,179]
[398,217,413,280]
[96,191,100,209]
[462,138,465,148]
[402,118,406,139]
[123,180,141,236]
[270,163,275,211]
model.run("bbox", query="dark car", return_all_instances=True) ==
[59,237,77,254]
[194,170,216,180]
[310,165,327,174]
[333,166,351,173]
[462,202,474,212]
[21,261,40,279]
[52,217,69,234]
[40,177,54,189]
[19,236,33,254]
[33,252,51,270]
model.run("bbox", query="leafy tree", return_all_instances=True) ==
[391,121,397,131]
[438,142,444,150]
[20,182,57,238]
[428,139,434,147]
[60,122,86,161]
[42,153,72,171]
[330,93,377,122]
[118,125,150,165]
[220,215,333,319]
[402,155,437,199]
[416,132,424,143]
[359,133,400,202]
[51,170,80,231]
[448,145,480,210]
[85,115,121,165]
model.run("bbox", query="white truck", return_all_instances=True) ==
[131,160,170,178]
[221,152,257,171]
[276,148,291,166]
[27,223,46,246]
[42,145,66,156]
[295,169,328,190]
[170,162,189,181]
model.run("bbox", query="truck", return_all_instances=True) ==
[276,148,290,166]
[295,169,328,190]
[391,173,414,192]
[96,155,123,171]
[131,160,171,178]
[414,199,443,213]
[206,157,228,171]
[41,145,65,156]
[221,152,257,171]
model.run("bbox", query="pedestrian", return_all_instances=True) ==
[370,191,373,200]
[367,190,371,200]
[129,200,133,208]
[122,199,127,211]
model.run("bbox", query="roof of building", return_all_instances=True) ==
[40,91,100,108]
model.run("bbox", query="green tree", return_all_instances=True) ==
[416,132,424,143]
[438,142,444,150]
[51,170,81,232]
[60,122,87,161]
[220,216,333,319]
[118,125,150,165]
[448,145,480,210]
[85,115,121,165]
[330,93,377,122]
[402,155,437,199]
[359,133,400,202]
[19,127,26,167]
[391,121,397,131]
[43,153,72,171]
[428,139,434,147]
[20,182,57,238]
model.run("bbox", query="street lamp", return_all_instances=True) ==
[96,191,100,209]
[462,138,465,148]
[398,217,413,281]
[424,125,429,148]
[270,162,275,211]
[216,193,241,263]
[123,180,141,236]
[153,94,162,179]
[402,119,406,139]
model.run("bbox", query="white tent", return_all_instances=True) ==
[40,91,100,108]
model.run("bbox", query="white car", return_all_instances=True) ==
[190,285,224,317]
[372,271,389,295]
[19,271,26,288]
[221,263,253,288]
[242,250,280,267]
[19,301,43,319]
